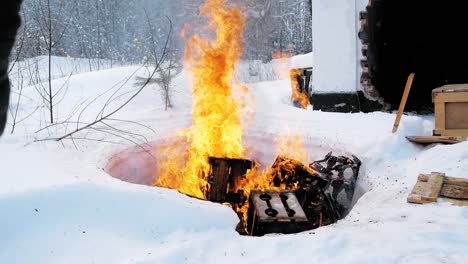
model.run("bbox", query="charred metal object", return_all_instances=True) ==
[247,190,309,236]
[205,153,361,236]
[309,152,362,208]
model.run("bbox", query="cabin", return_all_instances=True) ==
[311,0,468,112]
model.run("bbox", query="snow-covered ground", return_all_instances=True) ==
[0,57,467,264]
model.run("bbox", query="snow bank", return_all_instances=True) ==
[0,63,467,264]
[9,56,122,87]
[292,52,313,69]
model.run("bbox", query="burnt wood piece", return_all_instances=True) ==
[206,157,253,203]
[208,158,230,202]
[248,190,309,236]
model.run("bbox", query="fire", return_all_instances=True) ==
[155,0,247,199]
[154,0,313,230]
[275,134,310,164]
[272,51,309,109]
[234,134,311,221]
[290,69,310,109]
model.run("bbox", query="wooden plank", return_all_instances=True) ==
[433,129,468,137]
[418,174,429,182]
[407,172,444,204]
[429,172,445,200]
[406,136,464,145]
[434,102,446,131]
[433,92,468,103]
[441,184,468,199]
[392,73,415,133]
[420,174,468,186]
[208,159,230,202]
[444,176,468,187]
[409,173,468,205]
[433,84,468,94]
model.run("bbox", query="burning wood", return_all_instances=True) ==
[205,157,253,204]
[204,153,361,236]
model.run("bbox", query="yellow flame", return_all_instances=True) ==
[155,0,247,199]
[275,134,310,164]
[290,69,309,109]
[154,1,313,230]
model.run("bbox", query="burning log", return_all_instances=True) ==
[205,157,253,204]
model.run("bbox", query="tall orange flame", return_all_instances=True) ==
[155,0,247,199]
[155,1,312,217]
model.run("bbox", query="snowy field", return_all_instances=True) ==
[0,57,467,264]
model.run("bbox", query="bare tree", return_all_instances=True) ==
[136,13,181,110]
[34,17,172,144]
[156,49,182,110]
[33,0,74,123]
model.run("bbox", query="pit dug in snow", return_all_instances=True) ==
[106,147,361,236]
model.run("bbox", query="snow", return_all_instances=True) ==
[237,53,313,83]
[9,56,121,85]
[1,57,467,263]
[291,52,313,69]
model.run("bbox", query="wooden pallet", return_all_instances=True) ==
[407,172,445,204]
[407,172,468,205]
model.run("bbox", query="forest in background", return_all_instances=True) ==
[13,0,313,65]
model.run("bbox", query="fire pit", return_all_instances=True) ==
[107,0,364,236]
[105,138,362,236]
